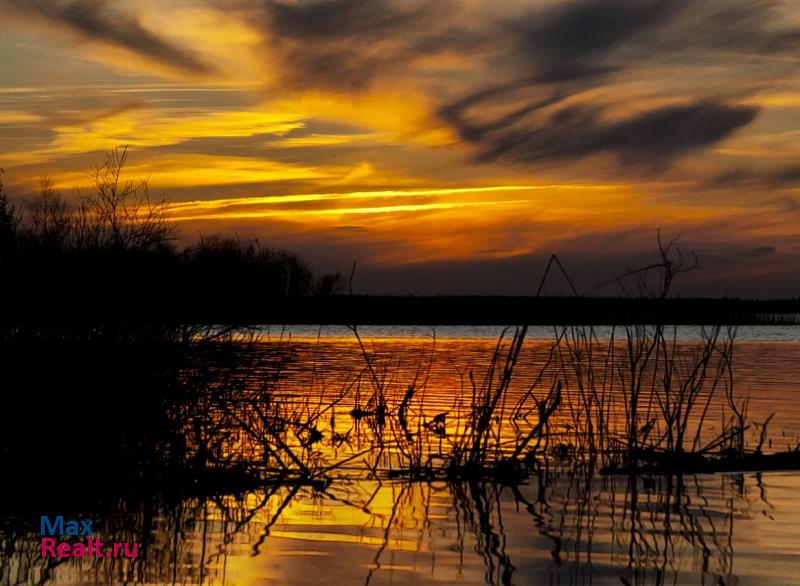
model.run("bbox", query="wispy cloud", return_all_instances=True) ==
[253,0,800,173]
[262,0,469,91]
[1,0,216,75]
[447,99,758,169]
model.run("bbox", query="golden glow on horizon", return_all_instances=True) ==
[170,199,530,221]
[167,185,614,212]
[162,182,761,266]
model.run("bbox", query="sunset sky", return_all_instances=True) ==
[1,0,799,296]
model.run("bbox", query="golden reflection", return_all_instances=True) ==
[2,337,800,585]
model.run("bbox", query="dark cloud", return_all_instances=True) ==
[440,89,567,143]
[690,0,800,55]
[515,0,685,80]
[710,164,800,189]
[262,0,681,92]
[435,0,799,170]
[254,0,796,171]
[261,0,800,92]
[773,165,800,185]
[445,99,758,169]
[710,167,757,186]
[264,0,422,90]
[263,0,483,91]
[736,245,777,257]
[2,0,215,75]
[512,0,800,79]
[274,47,394,91]
[266,0,420,40]
[9,0,788,174]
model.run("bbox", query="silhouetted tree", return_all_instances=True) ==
[0,170,17,257]
[186,235,330,296]
[2,149,341,312]
[27,175,71,250]
[76,146,175,252]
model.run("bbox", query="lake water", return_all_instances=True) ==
[2,325,799,585]
[254,324,800,342]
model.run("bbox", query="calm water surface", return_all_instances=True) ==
[3,326,800,585]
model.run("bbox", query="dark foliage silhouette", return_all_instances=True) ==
[1,148,342,325]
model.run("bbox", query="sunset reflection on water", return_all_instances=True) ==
[3,330,800,585]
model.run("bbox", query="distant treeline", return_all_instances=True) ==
[246,296,797,326]
[0,148,342,317]
[6,292,799,328]
[2,149,798,326]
